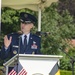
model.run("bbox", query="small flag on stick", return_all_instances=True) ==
[8,62,27,75]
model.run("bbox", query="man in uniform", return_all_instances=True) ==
[1,12,41,59]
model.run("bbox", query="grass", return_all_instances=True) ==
[60,70,72,75]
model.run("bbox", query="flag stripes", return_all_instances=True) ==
[8,69,17,75]
[18,68,27,75]
[8,62,27,75]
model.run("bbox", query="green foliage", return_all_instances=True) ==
[40,3,75,71]
[41,3,75,55]
[1,8,20,34]
[60,70,72,75]
[68,47,75,57]
[59,47,75,71]
[60,57,71,70]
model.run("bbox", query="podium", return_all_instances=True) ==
[3,54,63,75]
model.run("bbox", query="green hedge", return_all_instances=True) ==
[60,70,72,75]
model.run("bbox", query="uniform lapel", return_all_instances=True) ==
[20,37,25,53]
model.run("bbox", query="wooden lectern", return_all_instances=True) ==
[3,54,63,75]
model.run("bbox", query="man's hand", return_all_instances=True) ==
[4,35,12,48]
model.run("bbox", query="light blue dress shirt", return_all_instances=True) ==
[21,33,30,45]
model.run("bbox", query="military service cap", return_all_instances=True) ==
[20,12,37,24]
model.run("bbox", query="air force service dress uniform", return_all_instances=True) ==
[1,32,41,59]
[1,12,41,59]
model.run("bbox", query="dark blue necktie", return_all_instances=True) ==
[24,35,27,50]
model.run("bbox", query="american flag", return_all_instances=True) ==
[8,62,27,75]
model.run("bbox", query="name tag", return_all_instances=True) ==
[13,45,19,48]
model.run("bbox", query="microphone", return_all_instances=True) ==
[36,31,50,36]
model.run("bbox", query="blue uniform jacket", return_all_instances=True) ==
[1,32,41,59]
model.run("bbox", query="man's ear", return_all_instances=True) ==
[31,23,34,28]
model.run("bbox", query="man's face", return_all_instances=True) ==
[20,22,33,33]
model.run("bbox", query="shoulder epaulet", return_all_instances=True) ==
[32,33,41,38]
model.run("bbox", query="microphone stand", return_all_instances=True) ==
[61,49,75,75]
[16,36,21,75]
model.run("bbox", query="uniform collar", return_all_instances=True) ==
[22,33,30,37]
